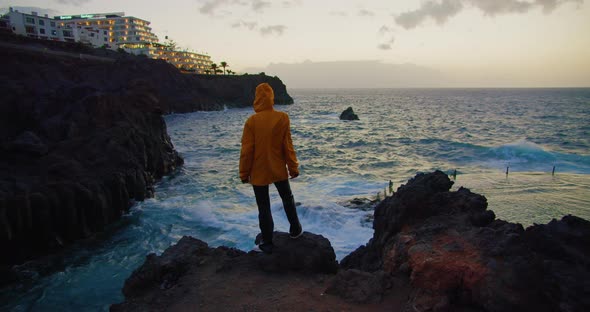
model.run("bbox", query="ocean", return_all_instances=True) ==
[2,88,589,311]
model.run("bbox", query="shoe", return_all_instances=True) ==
[289,224,303,239]
[253,242,274,254]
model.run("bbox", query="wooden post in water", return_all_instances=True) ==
[452,169,457,180]
[552,165,556,176]
[506,165,509,177]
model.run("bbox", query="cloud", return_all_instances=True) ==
[377,25,395,50]
[260,25,287,36]
[395,0,582,29]
[377,35,395,50]
[396,0,463,29]
[231,20,258,30]
[377,43,393,50]
[199,0,232,15]
[251,0,271,12]
[231,20,286,36]
[330,10,348,17]
[358,9,375,17]
[282,0,303,7]
[378,25,393,35]
[198,0,281,15]
[1,6,61,16]
[243,60,445,88]
[55,0,91,5]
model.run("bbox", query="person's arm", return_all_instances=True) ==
[283,115,299,178]
[239,120,254,183]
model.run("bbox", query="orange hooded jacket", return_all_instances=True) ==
[239,83,299,186]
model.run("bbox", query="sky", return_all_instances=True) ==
[2,0,589,88]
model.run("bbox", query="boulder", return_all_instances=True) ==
[122,236,214,298]
[253,231,338,274]
[339,106,359,120]
[119,232,338,311]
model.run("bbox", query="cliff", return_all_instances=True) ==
[0,33,293,113]
[0,36,293,269]
[112,171,590,311]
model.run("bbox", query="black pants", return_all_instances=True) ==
[253,179,301,244]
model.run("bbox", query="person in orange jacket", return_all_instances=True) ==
[240,82,303,253]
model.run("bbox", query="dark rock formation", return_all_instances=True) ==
[0,41,186,268]
[340,170,590,311]
[120,236,214,299]
[188,74,293,113]
[113,233,338,310]
[324,269,391,303]
[254,231,338,274]
[0,33,293,114]
[339,107,359,121]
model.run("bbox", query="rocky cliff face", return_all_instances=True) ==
[0,50,181,267]
[0,33,293,114]
[0,39,293,268]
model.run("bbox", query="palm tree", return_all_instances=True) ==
[204,69,211,75]
[220,61,228,75]
[211,63,218,75]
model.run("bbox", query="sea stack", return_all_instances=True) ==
[340,107,359,120]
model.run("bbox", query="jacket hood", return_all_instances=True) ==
[253,83,274,112]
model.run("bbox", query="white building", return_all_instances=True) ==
[53,12,159,49]
[2,8,63,41]
[1,8,214,74]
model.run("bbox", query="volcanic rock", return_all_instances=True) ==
[339,106,359,120]
[113,233,338,311]
[253,231,338,274]
[341,170,590,311]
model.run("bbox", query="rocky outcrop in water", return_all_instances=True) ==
[340,170,590,311]
[113,171,590,311]
[339,106,359,120]
[111,233,337,311]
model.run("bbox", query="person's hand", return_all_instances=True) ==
[290,172,299,179]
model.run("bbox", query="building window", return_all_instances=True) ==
[62,30,73,37]
[25,26,35,33]
[104,37,107,41]
[39,19,45,26]
[52,30,57,36]
[136,36,140,41]
[90,33,95,37]
[104,30,107,35]
[50,21,56,27]
[25,17,35,24]
[40,28,46,34]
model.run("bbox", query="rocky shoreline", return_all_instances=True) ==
[113,171,590,311]
[0,36,292,271]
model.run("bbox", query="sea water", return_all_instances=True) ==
[2,88,589,311]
